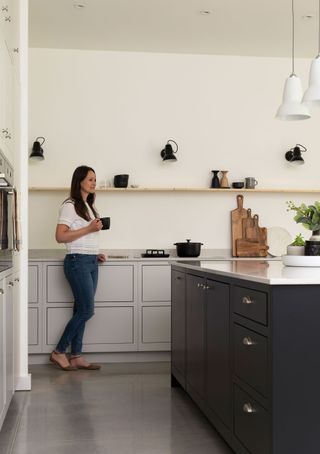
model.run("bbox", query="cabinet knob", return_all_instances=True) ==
[197,282,203,288]
[242,336,256,346]
[13,48,19,53]
[8,281,14,287]
[243,403,256,413]
[0,288,4,294]
[14,278,20,282]
[5,16,11,22]
[1,5,8,12]
[242,296,253,305]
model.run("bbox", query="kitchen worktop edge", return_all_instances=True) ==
[28,249,281,262]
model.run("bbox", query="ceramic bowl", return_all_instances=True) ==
[232,182,244,189]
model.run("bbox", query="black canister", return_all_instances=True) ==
[114,174,129,188]
[305,240,320,256]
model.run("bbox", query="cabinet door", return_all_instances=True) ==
[5,276,14,405]
[0,278,5,424]
[171,270,186,382]
[28,307,39,347]
[46,264,134,303]
[206,279,231,428]
[186,273,205,398]
[45,306,135,349]
[28,264,39,303]
[96,265,134,302]
[142,264,171,302]
[141,306,171,343]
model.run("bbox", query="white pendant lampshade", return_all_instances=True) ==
[303,0,320,105]
[276,0,311,120]
[276,74,311,120]
[303,57,320,104]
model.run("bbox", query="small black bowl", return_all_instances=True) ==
[232,182,244,189]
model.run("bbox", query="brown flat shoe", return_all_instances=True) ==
[69,355,101,370]
[50,352,77,371]
[75,363,101,370]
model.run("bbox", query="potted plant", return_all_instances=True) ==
[286,233,305,256]
[286,201,320,255]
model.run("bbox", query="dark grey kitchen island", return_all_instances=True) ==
[171,260,320,454]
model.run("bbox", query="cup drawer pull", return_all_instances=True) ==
[243,403,256,413]
[242,296,253,305]
[242,336,256,346]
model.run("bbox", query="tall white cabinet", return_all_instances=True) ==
[0,0,19,165]
[0,0,22,433]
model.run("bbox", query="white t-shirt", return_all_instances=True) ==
[58,200,99,254]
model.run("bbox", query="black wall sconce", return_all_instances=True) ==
[160,139,178,161]
[30,137,46,160]
[285,144,306,165]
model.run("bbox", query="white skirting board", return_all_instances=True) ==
[15,373,32,391]
[29,351,171,365]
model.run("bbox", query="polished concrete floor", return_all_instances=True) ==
[0,362,234,454]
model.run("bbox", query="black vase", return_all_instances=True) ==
[211,170,220,188]
[305,231,320,255]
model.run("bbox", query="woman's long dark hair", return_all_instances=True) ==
[67,166,98,221]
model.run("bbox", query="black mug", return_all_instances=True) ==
[100,217,111,230]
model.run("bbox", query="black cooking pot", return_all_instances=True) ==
[174,239,203,257]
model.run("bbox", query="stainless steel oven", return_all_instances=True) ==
[0,150,14,270]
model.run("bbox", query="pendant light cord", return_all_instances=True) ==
[291,0,295,75]
[318,0,320,57]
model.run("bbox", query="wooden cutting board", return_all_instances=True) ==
[236,238,261,257]
[231,195,248,256]
[235,212,269,257]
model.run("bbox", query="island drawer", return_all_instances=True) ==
[233,285,268,325]
[234,384,270,454]
[233,324,268,397]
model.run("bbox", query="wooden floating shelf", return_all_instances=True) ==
[28,187,320,193]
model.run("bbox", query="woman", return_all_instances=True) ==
[50,166,106,371]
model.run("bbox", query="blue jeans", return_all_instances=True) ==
[56,254,98,355]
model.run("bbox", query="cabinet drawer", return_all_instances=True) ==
[233,286,268,325]
[234,324,268,397]
[234,385,270,454]
[142,265,171,302]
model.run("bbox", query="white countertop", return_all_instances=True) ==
[28,249,281,262]
[174,260,320,285]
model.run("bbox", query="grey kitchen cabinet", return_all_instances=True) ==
[28,259,173,355]
[28,263,42,353]
[172,264,320,454]
[138,263,171,351]
[42,262,137,353]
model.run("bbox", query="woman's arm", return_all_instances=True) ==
[56,218,102,243]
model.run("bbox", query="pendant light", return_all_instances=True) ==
[276,0,311,120]
[303,0,320,104]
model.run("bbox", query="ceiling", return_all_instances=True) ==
[29,0,319,58]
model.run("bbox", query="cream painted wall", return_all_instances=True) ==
[29,48,320,250]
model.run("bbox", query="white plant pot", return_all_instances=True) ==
[286,245,305,256]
